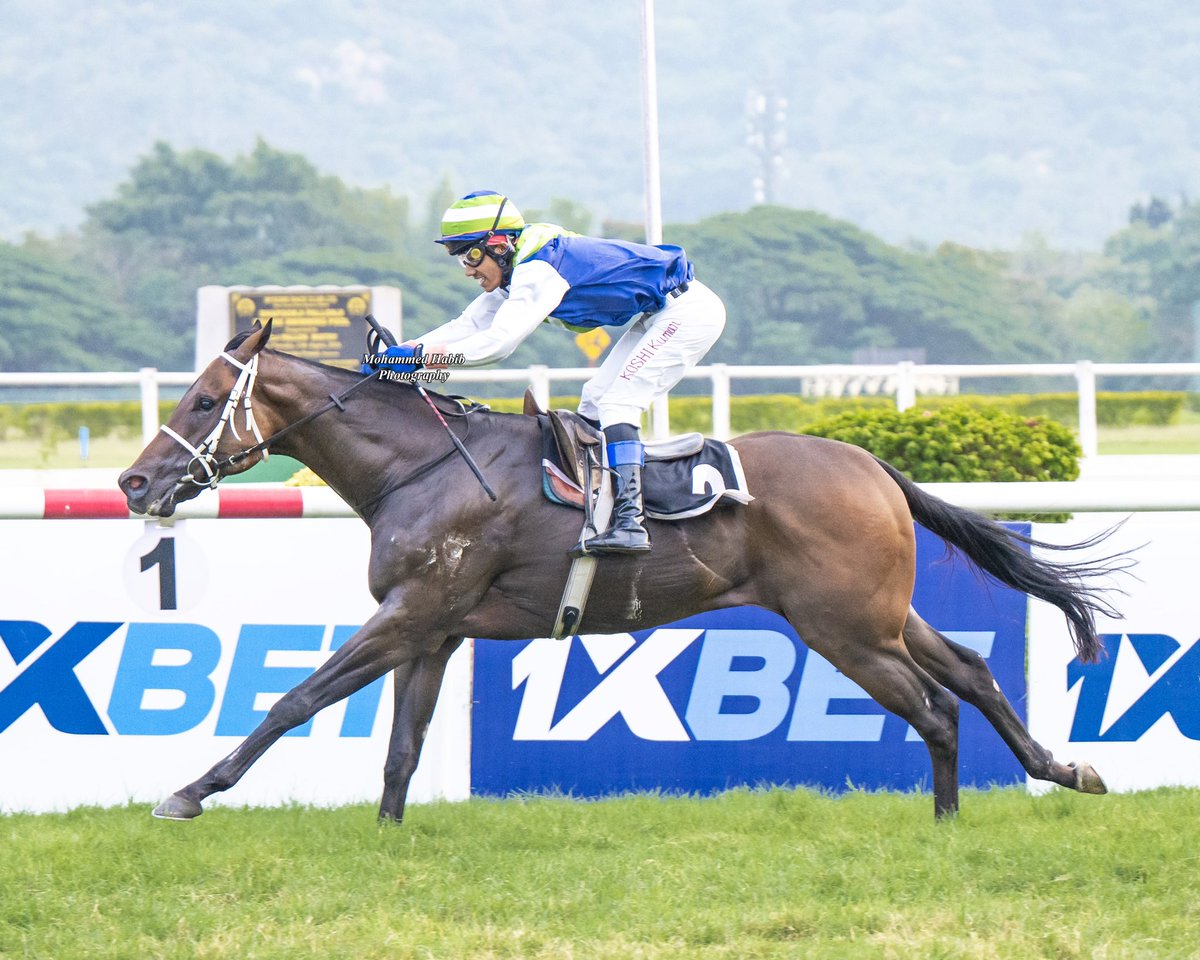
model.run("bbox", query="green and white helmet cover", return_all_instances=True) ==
[437,191,525,246]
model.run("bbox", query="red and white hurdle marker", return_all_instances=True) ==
[0,487,357,520]
[2,479,1199,521]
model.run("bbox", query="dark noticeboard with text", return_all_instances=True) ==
[230,289,370,370]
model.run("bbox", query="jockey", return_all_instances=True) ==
[411,190,726,556]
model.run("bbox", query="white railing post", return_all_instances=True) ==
[529,365,551,412]
[711,364,731,440]
[650,393,670,439]
[139,367,160,445]
[1075,359,1098,458]
[896,360,916,411]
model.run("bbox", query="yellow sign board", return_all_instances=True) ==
[230,289,371,370]
[574,327,612,364]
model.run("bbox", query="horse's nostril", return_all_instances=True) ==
[122,474,147,493]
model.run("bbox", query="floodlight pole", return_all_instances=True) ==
[640,0,670,437]
[640,0,663,246]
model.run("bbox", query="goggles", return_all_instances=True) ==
[456,234,513,268]
[450,195,515,269]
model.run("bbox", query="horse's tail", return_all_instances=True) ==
[874,457,1129,663]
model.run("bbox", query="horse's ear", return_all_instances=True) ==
[231,317,272,357]
[223,317,275,359]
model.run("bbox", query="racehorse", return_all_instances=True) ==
[119,320,1122,823]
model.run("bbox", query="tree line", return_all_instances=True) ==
[2,140,1196,374]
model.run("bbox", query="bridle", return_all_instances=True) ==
[160,350,268,489]
[159,348,384,491]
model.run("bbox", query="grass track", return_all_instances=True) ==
[3,787,1199,958]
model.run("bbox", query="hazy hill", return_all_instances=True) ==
[3,0,1200,251]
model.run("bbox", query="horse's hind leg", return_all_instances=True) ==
[902,609,1106,795]
[789,615,962,819]
[378,637,464,823]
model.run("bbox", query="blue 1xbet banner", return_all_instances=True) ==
[471,524,1029,797]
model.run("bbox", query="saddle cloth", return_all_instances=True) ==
[528,393,753,521]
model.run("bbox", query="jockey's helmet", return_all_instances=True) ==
[436,191,525,251]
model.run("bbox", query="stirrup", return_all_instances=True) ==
[568,446,607,557]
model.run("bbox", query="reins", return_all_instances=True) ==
[219,372,379,471]
[159,346,495,510]
[361,313,498,502]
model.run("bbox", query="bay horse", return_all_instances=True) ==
[119,320,1120,822]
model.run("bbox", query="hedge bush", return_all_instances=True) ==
[799,402,1083,522]
[667,395,894,435]
[800,403,1080,483]
[921,391,1184,427]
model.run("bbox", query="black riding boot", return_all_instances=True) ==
[587,461,651,555]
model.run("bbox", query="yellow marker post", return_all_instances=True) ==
[574,328,612,366]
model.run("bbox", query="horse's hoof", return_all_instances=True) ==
[1070,761,1108,795]
[152,793,204,820]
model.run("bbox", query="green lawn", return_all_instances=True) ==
[0,433,146,470]
[0,434,302,481]
[1096,411,1200,454]
[2,788,1198,959]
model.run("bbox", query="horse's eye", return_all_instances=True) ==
[196,397,216,412]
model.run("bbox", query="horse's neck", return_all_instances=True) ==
[257,356,434,510]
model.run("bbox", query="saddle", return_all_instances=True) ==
[523,388,753,520]
[525,389,605,506]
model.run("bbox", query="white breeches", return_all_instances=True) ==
[577,279,726,429]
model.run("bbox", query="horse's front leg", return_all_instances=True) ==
[379,636,464,823]
[151,594,455,821]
